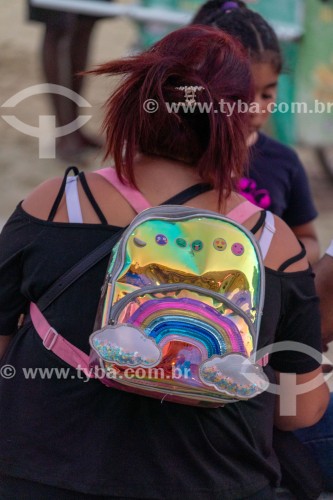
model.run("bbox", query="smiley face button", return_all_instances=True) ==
[192,240,203,252]
[231,243,245,256]
[155,234,168,246]
[176,237,187,248]
[213,238,227,251]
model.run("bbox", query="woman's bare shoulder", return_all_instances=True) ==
[22,177,64,220]
[265,215,309,272]
[21,171,139,225]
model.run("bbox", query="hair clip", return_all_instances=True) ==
[175,86,205,107]
[221,2,239,12]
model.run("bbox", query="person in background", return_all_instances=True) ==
[293,243,333,493]
[315,243,333,350]
[27,1,112,161]
[192,3,328,497]
[192,0,320,264]
[0,25,328,499]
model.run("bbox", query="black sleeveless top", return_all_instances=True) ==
[0,170,321,499]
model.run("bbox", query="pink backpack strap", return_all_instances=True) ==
[257,353,269,367]
[30,303,93,378]
[226,200,262,224]
[227,201,276,260]
[95,167,152,213]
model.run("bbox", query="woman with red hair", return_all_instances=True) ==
[0,25,328,499]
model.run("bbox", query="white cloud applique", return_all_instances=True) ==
[199,354,269,399]
[90,324,161,367]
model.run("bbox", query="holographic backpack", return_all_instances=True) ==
[89,205,270,406]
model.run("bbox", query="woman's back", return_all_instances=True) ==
[0,161,322,499]
[0,24,328,499]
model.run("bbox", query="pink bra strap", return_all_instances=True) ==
[95,168,152,213]
[226,200,261,224]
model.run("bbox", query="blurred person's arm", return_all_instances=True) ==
[274,368,329,431]
[314,243,333,348]
[264,217,329,431]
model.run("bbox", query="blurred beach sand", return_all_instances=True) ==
[0,0,136,220]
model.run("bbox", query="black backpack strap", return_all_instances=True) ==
[37,229,123,312]
[162,183,213,206]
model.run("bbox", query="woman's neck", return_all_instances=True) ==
[134,153,203,184]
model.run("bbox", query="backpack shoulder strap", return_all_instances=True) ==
[28,229,123,375]
[30,302,91,376]
[95,169,213,211]
[226,200,262,224]
[227,201,276,260]
[95,167,152,213]
[35,229,123,313]
[163,183,213,205]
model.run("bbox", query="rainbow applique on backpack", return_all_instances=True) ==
[89,205,270,406]
[30,169,274,407]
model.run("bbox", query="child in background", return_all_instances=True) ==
[192,0,320,264]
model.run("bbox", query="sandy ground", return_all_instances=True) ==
[0,0,137,221]
[1,0,333,250]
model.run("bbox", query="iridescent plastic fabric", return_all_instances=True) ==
[89,207,268,405]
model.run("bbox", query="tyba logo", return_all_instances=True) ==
[1,84,92,159]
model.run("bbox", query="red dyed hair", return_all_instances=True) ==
[90,25,253,199]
